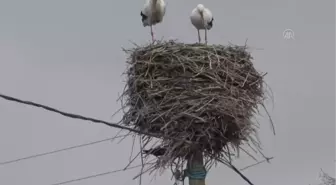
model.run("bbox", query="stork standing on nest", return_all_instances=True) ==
[190,4,214,44]
[140,0,166,42]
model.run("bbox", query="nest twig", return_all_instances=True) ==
[118,40,274,180]
[319,170,336,185]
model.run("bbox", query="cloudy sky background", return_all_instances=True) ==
[0,0,335,185]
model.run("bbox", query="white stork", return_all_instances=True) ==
[140,0,166,42]
[190,4,214,44]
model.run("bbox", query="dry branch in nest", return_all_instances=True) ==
[120,40,273,177]
[319,170,336,185]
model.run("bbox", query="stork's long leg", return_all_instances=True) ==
[150,25,154,42]
[204,28,208,45]
[197,29,201,43]
[200,13,206,45]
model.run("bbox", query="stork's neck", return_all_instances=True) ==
[152,0,158,5]
[199,11,204,21]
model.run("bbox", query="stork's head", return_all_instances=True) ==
[196,4,205,13]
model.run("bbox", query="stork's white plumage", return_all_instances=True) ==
[190,4,214,44]
[140,0,166,42]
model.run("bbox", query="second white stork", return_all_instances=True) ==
[140,0,166,42]
[190,4,214,44]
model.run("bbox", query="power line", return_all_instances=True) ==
[50,159,271,185]
[214,157,255,185]
[0,94,271,184]
[49,163,151,185]
[0,134,128,166]
[240,157,274,171]
[0,93,160,138]
[50,170,121,185]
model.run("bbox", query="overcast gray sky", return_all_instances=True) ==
[0,0,335,185]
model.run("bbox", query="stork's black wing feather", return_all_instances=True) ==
[140,11,147,22]
[208,17,214,28]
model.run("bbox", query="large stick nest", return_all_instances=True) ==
[120,40,272,173]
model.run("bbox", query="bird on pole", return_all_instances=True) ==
[190,4,214,44]
[143,146,167,157]
[140,0,166,42]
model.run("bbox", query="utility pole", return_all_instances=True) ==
[185,151,207,185]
